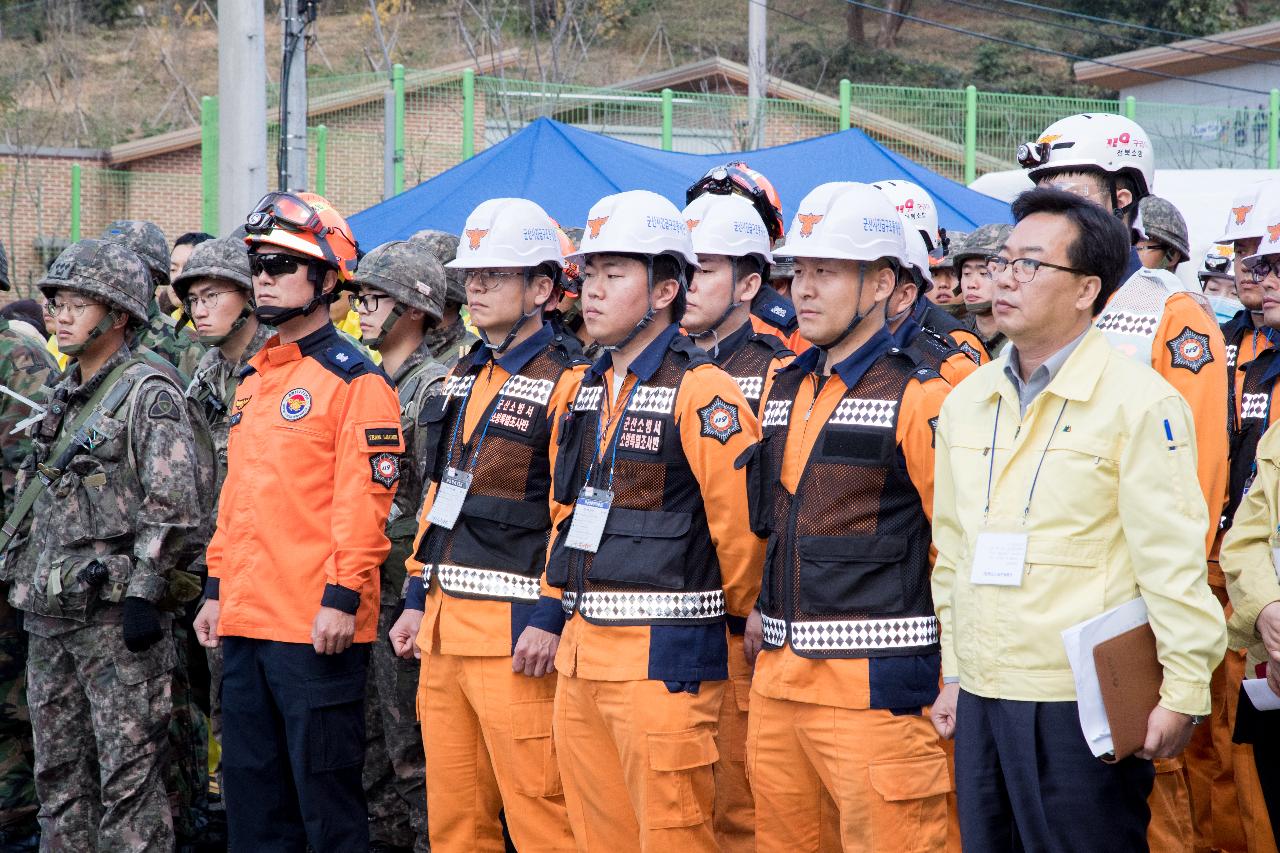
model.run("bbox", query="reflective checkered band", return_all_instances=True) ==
[629,385,677,415]
[499,375,555,406]
[1095,311,1160,337]
[734,375,764,401]
[573,385,603,412]
[444,374,475,398]
[761,614,787,646]
[762,399,792,428]
[789,615,939,652]
[1242,392,1270,421]
[562,588,725,622]
[1227,344,1239,370]
[432,563,541,602]
[828,398,897,428]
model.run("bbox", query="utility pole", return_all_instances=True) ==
[279,0,315,191]
[218,0,268,234]
[747,0,767,150]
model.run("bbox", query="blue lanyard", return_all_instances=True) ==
[584,378,639,491]
[443,368,498,474]
[983,396,1069,525]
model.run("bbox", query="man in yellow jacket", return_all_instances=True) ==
[930,187,1226,850]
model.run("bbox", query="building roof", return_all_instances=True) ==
[1074,21,1280,89]
[106,49,522,166]
[612,56,1007,171]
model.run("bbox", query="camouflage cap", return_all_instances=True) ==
[352,240,446,324]
[951,223,1013,267]
[100,220,171,288]
[409,229,466,307]
[0,236,8,291]
[1138,195,1190,262]
[171,237,253,300]
[39,238,151,324]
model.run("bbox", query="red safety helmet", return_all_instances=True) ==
[686,162,785,244]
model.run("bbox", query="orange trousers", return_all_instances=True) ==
[418,652,575,853]
[554,674,724,853]
[714,634,754,851]
[746,690,951,853]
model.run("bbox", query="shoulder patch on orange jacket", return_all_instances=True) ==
[356,421,405,453]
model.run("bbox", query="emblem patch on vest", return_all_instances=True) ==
[370,452,401,488]
[698,395,742,444]
[280,388,312,421]
[957,341,981,365]
[1166,327,1214,374]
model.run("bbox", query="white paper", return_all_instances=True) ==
[969,532,1028,586]
[1244,678,1280,712]
[1061,597,1150,758]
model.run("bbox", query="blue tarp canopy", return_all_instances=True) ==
[350,117,1011,247]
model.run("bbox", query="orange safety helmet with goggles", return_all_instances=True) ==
[243,190,360,326]
[686,161,786,245]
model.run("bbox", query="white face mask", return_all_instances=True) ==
[1206,293,1244,325]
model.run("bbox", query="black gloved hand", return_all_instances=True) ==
[122,596,164,653]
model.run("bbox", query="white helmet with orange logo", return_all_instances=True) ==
[682,193,773,264]
[872,179,941,253]
[569,190,698,268]
[778,182,908,266]
[1019,113,1154,197]
[447,198,566,271]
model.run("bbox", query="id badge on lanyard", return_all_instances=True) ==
[425,467,473,530]
[565,486,614,553]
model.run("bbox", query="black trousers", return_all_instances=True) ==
[222,637,370,853]
[955,690,1155,853]
[1233,684,1280,837]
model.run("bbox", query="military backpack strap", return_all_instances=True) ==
[0,357,144,552]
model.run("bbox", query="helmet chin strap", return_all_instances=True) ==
[480,269,550,356]
[194,304,254,347]
[1109,178,1139,223]
[964,300,993,316]
[600,259,670,354]
[253,263,332,326]
[61,310,122,357]
[364,303,406,350]
[817,263,871,353]
[688,257,745,359]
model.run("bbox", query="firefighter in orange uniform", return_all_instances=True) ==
[194,192,403,851]
[542,190,763,852]
[387,198,583,852]
[743,182,953,852]
[680,190,793,849]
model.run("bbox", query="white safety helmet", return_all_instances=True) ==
[1198,244,1235,284]
[1019,113,1154,197]
[901,226,933,290]
[682,193,774,264]
[872,179,941,253]
[1242,197,1280,270]
[569,190,699,269]
[778,182,908,267]
[1216,180,1280,244]
[447,198,566,270]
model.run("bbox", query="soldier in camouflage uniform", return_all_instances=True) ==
[1136,195,1192,273]
[352,240,448,853]
[955,223,1014,358]
[0,239,53,851]
[0,238,201,851]
[100,221,212,848]
[100,221,206,384]
[410,230,480,367]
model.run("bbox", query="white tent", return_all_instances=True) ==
[970,169,1280,290]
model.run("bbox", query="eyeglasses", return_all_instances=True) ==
[351,292,391,313]
[249,253,306,278]
[1134,243,1166,254]
[986,255,1087,284]
[183,289,239,312]
[1250,259,1280,282]
[463,269,524,293]
[44,299,95,319]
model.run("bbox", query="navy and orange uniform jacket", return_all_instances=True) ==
[1226,330,1280,534]
[545,324,765,685]
[751,283,809,353]
[894,300,979,386]
[744,327,951,710]
[205,324,403,645]
[403,323,587,657]
[710,319,794,417]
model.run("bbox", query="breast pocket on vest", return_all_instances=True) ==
[796,534,908,615]
[446,495,551,574]
[821,425,895,464]
[590,508,692,589]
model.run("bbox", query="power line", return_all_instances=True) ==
[988,0,1280,59]
[834,0,1271,95]
[942,0,1280,72]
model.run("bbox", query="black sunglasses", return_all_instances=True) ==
[249,253,307,278]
